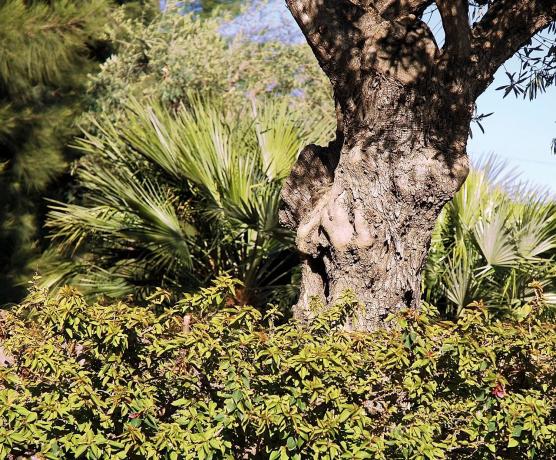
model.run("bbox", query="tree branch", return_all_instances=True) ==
[470,0,556,96]
[436,0,471,61]
[377,0,435,19]
[285,0,373,74]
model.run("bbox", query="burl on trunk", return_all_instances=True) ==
[279,0,556,330]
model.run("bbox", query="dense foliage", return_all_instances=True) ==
[0,0,112,303]
[1,278,556,459]
[40,98,332,304]
[86,5,331,122]
[424,158,556,317]
[0,0,154,304]
[31,3,335,305]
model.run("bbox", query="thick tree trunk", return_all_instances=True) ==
[280,0,556,331]
[281,79,471,331]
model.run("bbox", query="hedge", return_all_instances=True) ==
[1,277,555,459]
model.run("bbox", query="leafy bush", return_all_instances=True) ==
[40,98,333,305]
[1,278,556,459]
[87,5,332,121]
[424,157,556,317]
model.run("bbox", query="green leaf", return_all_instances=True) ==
[511,425,523,438]
[286,437,296,451]
[171,398,189,407]
[74,445,88,458]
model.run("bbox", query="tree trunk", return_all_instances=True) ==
[281,78,471,331]
[280,0,556,331]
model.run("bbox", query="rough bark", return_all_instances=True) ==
[280,0,556,331]
[281,78,470,330]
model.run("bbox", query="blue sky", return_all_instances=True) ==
[469,69,556,193]
[220,0,556,192]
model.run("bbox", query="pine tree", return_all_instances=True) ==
[0,0,114,303]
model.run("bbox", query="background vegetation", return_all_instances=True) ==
[0,0,156,304]
[84,6,331,122]
[0,0,112,302]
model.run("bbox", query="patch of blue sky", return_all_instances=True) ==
[219,0,304,44]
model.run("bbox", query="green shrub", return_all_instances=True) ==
[1,278,556,459]
[424,157,556,317]
[39,98,332,304]
[86,5,332,122]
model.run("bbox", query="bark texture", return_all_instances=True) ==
[280,0,556,331]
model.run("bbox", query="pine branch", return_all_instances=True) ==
[0,0,109,94]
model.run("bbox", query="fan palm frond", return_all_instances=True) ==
[512,199,556,259]
[473,200,519,269]
[425,154,556,318]
[252,97,334,181]
[43,95,332,305]
[442,248,481,316]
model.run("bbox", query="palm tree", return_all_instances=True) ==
[39,97,333,305]
[424,156,556,318]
